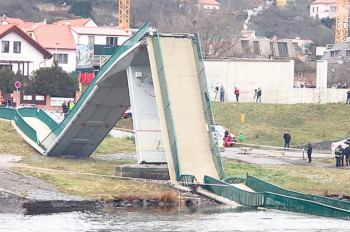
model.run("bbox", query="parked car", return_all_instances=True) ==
[331,138,350,155]
[211,125,236,147]
[121,107,132,119]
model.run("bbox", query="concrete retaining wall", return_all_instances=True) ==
[204,59,347,104]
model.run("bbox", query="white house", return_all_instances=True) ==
[70,26,131,69]
[54,18,98,27]
[0,24,52,77]
[199,0,221,10]
[29,24,77,72]
[310,0,337,19]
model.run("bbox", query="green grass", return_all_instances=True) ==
[224,160,350,196]
[212,103,350,146]
[2,103,350,198]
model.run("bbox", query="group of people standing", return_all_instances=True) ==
[334,145,350,167]
[61,100,75,119]
[0,96,12,107]
[216,86,261,103]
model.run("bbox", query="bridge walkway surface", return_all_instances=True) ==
[149,37,219,183]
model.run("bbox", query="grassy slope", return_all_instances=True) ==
[0,120,172,199]
[212,103,350,147]
[2,103,350,197]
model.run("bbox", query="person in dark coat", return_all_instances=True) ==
[234,87,240,102]
[335,145,343,167]
[220,86,225,102]
[306,143,312,163]
[347,89,350,104]
[283,132,291,148]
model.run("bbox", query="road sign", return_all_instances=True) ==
[14,81,21,89]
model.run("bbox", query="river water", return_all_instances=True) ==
[0,205,349,232]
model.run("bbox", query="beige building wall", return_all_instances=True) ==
[204,59,347,104]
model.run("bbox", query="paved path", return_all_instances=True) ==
[222,147,335,166]
[0,154,86,201]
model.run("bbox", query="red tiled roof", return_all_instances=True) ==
[199,0,220,5]
[311,0,336,4]
[70,26,131,37]
[32,25,76,50]
[180,0,220,5]
[54,18,92,27]
[0,25,52,59]
[0,17,25,26]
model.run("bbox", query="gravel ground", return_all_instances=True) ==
[0,153,86,201]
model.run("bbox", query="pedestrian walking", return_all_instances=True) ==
[306,143,312,163]
[220,86,225,102]
[61,101,69,119]
[256,87,262,103]
[234,87,240,102]
[283,131,291,148]
[347,89,350,104]
[335,145,343,167]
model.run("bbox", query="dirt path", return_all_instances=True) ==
[0,153,86,201]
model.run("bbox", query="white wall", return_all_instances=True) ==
[204,59,347,104]
[0,31,49,75]
[205,60,294,102]
[75,34,130,46]
[310,3,336,19]
[45,48,76,72]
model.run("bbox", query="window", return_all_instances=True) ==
[88,36,95,46]
[270,42,275,57]
[312,7,314,13]
[346,50,350,56]
[13,41,21,53]
[106,37,118,46]
[253,41,260,55]
[2,41,9,53]
[330,51,335,57]
[241,40,250,54]
[54,54,68,64]
[277,42,289,57]
[330,6,336,12]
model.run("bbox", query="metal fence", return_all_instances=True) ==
[18,108,38,117]
[13,111,38,144]
[0,107,15,119]
[203,175,350,220]
[151,31,181,181]
[203,175,264,207]
[264,192,350,220]
[246,175,350,211]
[191,34,225,180]
[37,109,59,131]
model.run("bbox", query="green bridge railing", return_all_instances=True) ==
[0,107,59,147]
[192,33,225,180]
[246,175,350,211]
[151,31,181,181]
[40,23,151,147]
[204,175,350,220]
[204,175,264,207]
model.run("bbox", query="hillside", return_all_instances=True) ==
[0,0,333,45]
[212,102,350,147]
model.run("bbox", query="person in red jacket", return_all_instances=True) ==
[234,87,240,102]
